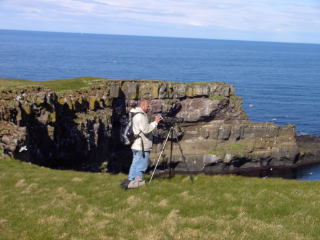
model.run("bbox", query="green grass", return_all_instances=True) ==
[206,143,248,157]
[208,96,228,101]
[0,77,108,93]
[41,77,102,92]
[0,77,230,95]
[164,99,179,104]
[0,77,178,93]
[0,78,37,91]
[1,158,320,239]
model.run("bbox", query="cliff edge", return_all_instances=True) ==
[0,78,318,173]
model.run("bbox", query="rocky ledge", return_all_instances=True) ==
[0,79,319,174]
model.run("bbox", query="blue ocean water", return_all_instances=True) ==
[1,30,319,137]
[269,164,320,181]
[1,29,320,179]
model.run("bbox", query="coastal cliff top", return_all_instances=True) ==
[0,77,227,93]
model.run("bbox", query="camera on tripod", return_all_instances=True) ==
[149,113,193,184]
[158,114,183,125]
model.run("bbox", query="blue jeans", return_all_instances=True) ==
[128,150,150,181]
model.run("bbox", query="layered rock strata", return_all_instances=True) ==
[0,80,312,173]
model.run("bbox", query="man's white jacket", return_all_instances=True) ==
[130,107,158,151]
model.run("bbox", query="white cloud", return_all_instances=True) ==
[0,0,320,43]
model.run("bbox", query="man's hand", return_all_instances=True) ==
[155,115,162,124]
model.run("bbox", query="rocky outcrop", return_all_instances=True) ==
[0,80,313,173]
[294,135,320,166]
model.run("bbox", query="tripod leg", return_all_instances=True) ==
[169,127,173,179]
[172,129,194,183]
[149,128,172,184]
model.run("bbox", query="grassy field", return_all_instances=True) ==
[0,77,226,94]
[1,158,320,240]
[0,77,108,93]
[0,77,162,93]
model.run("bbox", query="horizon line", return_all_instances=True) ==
[1,28,319,46]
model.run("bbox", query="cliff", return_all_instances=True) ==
[0,78,318,173]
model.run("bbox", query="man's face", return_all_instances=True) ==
[141,101,150,113]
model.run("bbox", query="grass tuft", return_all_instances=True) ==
[206,142,248,157]
[208,95,228,101]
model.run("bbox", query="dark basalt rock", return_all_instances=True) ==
[0,80,318,173]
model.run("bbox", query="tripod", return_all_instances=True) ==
[149,125,193,184]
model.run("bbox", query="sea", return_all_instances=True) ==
[1,29,320,180]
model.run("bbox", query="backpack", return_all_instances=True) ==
[120,112,142,145]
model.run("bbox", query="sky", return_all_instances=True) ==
[0,0,320,44]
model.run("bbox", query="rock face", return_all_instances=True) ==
[294,135,320,166]
[0,80,314,173]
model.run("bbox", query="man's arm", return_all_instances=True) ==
[137,114,159,134]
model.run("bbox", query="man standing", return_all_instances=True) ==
[128,99,162,182]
